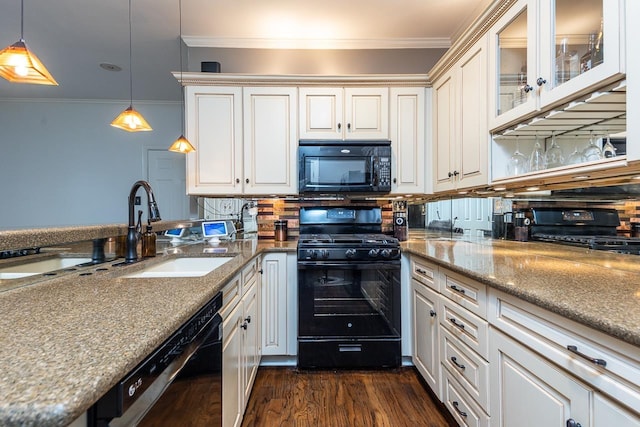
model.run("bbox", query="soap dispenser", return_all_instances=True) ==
[142,222,156,258]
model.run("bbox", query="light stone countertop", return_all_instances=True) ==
[401,233,640,348]
[0,238,296,427]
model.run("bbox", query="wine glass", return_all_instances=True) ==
[602,135,617,158]
[529,136,545,171]
[566,144,585,165]
[544,134,564,169]
[583,132,603,161]
[507,137,529,176]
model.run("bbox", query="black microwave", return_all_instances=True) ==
[298,140,392,193]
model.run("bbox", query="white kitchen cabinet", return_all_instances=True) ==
[242,87,298,194]
[433,35,489,192]
[185,86,297,195]
[488,0,625,131]
[185,86,243,195]
[299,87,389,140]
[390,87,427,194]
[490,329,592,427]
[220,257,263,427]
[412,277,440,397]
[488,288,640,426]
[261,252,295,356]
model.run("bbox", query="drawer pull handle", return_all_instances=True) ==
[429,310,436,317]
[566,419,582,427]
[566,345,607,367]
[416,268,427,275]
[452,401,468,418]
[450,285,466,294]
[450,356,465,370]
[449,318,465,330]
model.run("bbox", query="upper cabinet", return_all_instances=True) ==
[185,85,297,195]
[299,87,389,140]
[390,87,427,194]
[433,35,490,193]
[489,0,625,131]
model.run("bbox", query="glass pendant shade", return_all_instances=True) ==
[110,105,152,132]
[168,135,195,153]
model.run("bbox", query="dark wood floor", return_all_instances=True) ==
[242,367,454,427]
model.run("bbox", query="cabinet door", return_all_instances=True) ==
[243,87,298,194]
[344,88,389,139]
[390,87,426,194]
[261,253,288,356]
[242,281,259,407]
[490,329,592,427]
[433,70,457,192]
[593,393,640,427]
[457,36,489,189]
[412,279,440,398]
[537,0,624,109]
[222,302,243,427]
[487,0,537,131]
[185,86,243,195]
[299,87,343,139]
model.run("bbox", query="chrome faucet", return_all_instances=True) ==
[125,180,161,263]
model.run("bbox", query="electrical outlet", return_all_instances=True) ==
[135,196,141,205]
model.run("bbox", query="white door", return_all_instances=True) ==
[147,149,190,221]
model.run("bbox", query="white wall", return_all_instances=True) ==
[0,99,182,229]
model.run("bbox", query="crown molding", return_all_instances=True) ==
[182,36,451,50]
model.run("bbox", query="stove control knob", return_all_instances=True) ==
[368,249,380,258]
[345,249,357,259]
[380,249,392,258]
[320,249,330,259]
[307,249,318,259]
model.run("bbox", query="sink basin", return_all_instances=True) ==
[0,257,93,280]
[123,257,234,278]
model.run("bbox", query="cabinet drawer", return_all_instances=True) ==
[441,269,487,318]
[220,273,242,320]
[489,288,640,414]
[442,369,489,427]
[440,296,489,359]
[411,257,437,292]
[440,326,489,413]
[241,256,260,295]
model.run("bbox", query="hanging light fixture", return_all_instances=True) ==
[0,0,58,85]
[111,0,152,132]
[168,0,195,153]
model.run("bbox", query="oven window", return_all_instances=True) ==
[298,264,400,338]
[305,156,369,185]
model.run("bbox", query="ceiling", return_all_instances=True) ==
[0,0,491,101]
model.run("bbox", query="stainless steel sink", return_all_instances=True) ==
[122,257,234,278]
[0,257,93,279]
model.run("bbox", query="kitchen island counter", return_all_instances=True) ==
[402,233,640,348]
[0,238,295,427]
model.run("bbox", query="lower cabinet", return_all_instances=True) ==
[221,257,262,427]
[412,277,440,396]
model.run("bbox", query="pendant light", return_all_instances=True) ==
[168,0,195,153]
[111,0,152,132]
[0,0,58,85]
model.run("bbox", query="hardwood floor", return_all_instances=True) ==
[242,367,454,427]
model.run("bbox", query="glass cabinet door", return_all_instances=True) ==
[552,0,603,88]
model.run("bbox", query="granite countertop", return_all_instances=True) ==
[401,233,640,348]
[0,238,296,427]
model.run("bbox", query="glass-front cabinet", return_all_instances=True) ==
[489,0,625,131]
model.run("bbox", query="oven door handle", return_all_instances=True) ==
[297,261,400,269]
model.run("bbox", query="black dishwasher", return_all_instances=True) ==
[89,292,223,427]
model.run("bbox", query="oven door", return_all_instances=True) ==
[298,261,401,338]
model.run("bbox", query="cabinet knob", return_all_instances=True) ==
[245,316,251,324]
[448,172,453,178]
[245,178,249,184]
[566,419,582,427]
[429,310,436,317]
[393,178,397,184]
[523,84,534,93]
[347,123,351,131]
[236,178,240,184]
[537,77,547,86]
[337,123,341,131]
[241,321,248,330]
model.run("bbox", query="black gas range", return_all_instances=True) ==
[297,206,401,369]
[530,207,640,254]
